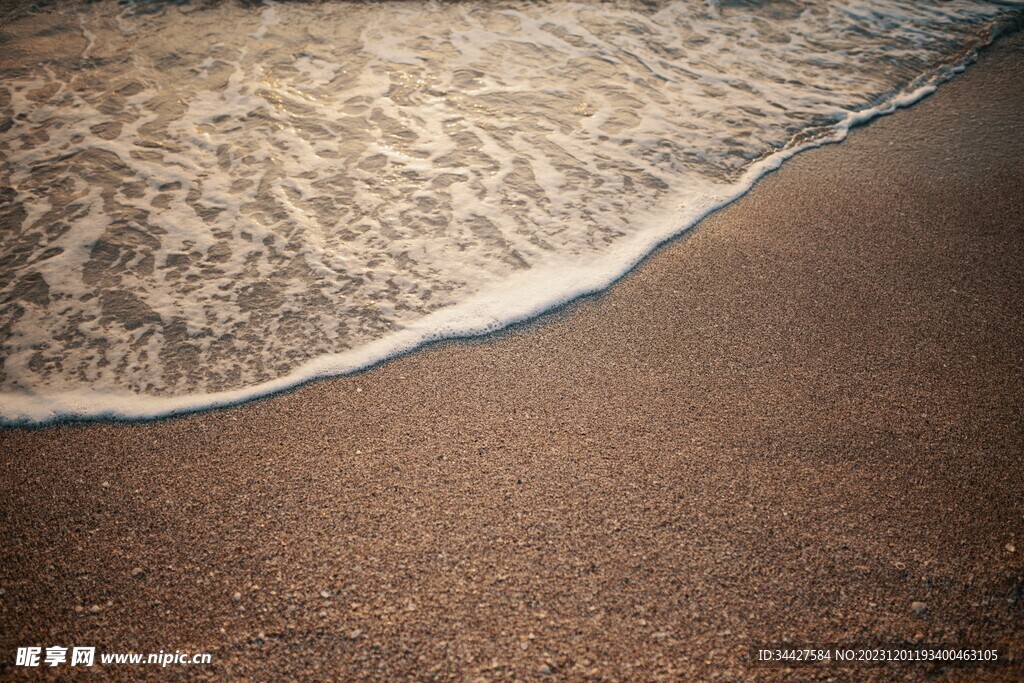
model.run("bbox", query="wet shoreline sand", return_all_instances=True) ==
[2,31,1023,682]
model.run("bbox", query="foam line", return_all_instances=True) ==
[0,67,971,425]
[1,1,1019,424]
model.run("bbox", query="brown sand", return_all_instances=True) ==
[2,31,1023,683]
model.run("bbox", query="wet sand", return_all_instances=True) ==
[2,30,1023,683]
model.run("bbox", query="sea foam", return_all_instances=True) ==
[0,0,1019,424]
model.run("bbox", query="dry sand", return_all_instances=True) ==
[2,30,1023,683]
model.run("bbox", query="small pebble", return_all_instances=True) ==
[232,592,243,603]
[1006,543,1016,553]
[131,567,144,578]
[319,590,331,599]
[539,663,553,675]
[348,629,362,640]
[911,601,928,617]
[87,605,103,615]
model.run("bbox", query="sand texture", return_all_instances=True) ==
[1,30,1023,683]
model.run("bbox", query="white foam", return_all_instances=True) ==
[0,0,1017,424]
[0,77,977,424]
[251,1,277,40]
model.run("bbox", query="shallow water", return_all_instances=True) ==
[0,0,1019,422]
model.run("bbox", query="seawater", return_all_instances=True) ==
[0,0,1020,423]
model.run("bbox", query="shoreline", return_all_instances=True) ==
[2,17,1020,426]
[2,30,1023,683]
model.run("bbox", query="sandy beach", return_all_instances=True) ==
[2,28,1023,682]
